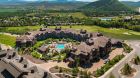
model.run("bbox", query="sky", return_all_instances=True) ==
[76,0,140,2]
[23,0,140,2]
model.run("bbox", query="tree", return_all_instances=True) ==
[81,70,92,78]
[72,67,79,76]
[121,63,132,75]
[109,73,115,78]
[94,68,104,77]
[75,57,80,67]
[133,56,140,65]
[59,67,63,73]
[58,54,61,62]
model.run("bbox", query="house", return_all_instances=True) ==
[16,35,36,47]
[0,50,58,78]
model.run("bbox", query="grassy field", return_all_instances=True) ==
[0,34,16,47]
[0,8,18,12]
[49,25,140,40]
[0,26,41,34]
[48,12,87,18]
[0,25,140,47]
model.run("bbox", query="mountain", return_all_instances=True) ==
[81,0,132,12]
[0,0,29,5]
[26,1,88,10]
[122,1,140,7]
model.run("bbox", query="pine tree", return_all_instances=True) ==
[121,63,132,75]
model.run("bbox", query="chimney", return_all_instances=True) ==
[7,55,12,59]
[12,52,16,57]
[43,72,48,78]
[23,64,27,68]
[19,57,23,63]
[90,33,93,38]
[31,70,35,73]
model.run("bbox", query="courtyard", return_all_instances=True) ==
[15,27,131,78]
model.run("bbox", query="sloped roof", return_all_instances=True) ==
[16,35,35,42]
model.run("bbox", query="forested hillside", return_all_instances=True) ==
[122,1,140,7]
[82,0,132,11]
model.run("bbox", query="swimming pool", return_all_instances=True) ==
[56,44,65,49]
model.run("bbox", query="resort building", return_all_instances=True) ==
[137,7,140,13]
[16,35,36,47]
[16,27,122,66]
[0,50,57,78]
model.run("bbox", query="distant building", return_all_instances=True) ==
[138,7,140,13]
[136,7,140,13]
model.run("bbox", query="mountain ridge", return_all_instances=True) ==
[81,0,133,12]
[122,1,140,7]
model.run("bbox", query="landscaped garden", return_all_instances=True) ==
[131,56,140,65]
[50,66,92,78]
[19,38,79,62]
[123,43,133,53]
[93,55,124,77]
[120,63,136,77]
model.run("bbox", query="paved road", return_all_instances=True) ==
[100,40,140,78]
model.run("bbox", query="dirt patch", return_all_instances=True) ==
[123,32,132,35]
[109,48,124,60]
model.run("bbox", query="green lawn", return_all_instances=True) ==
[0,25,140,47]
[0,26,41,35]
[51,53,66,61]
[0,34,16,47]
[0,8,18,12]
[49,25,140,40]
[48,12,87,18]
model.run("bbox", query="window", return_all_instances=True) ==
[1,69,15,78]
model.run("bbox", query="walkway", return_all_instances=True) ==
[100,40,140,78]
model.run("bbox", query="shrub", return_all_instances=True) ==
[133,56,140,65]
[121,63,132,75]
[55,66,59,69]
[31,51,42,59]
[123,43,133,53]
[59,67,63,73]
[72,67,79,76]
[109,73,115,78]
[80,70,92,78]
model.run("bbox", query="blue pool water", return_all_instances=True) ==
[56,44,65,49]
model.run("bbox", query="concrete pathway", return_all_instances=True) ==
[100,40,140,78]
